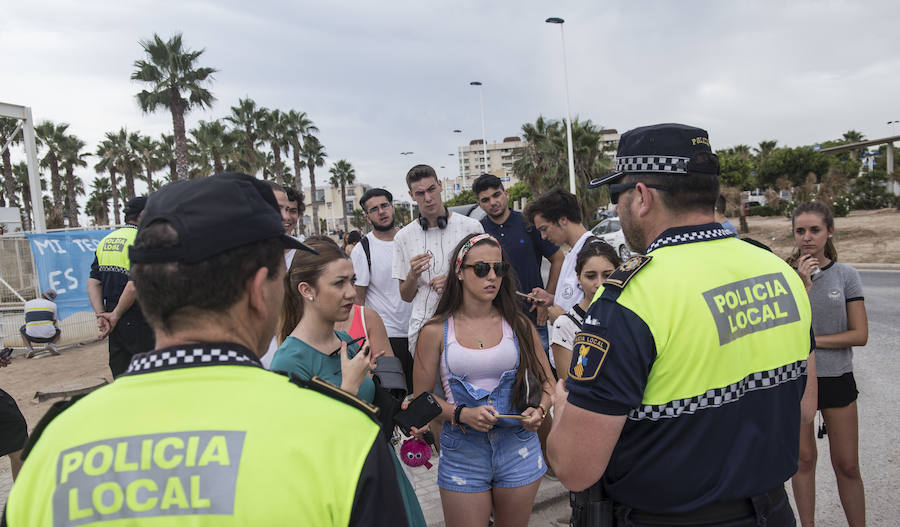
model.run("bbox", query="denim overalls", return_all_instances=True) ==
[437,319,546,492]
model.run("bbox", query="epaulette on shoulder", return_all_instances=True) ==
[21,394,87,462]
[603,255,652,290]
[286,373,381,425]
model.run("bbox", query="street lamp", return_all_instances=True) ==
[470,81,489,173]
[546,17,577,195]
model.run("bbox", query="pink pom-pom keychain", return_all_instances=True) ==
[400,437,433,469]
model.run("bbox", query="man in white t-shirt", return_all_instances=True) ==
[350,187,414,390]
[393,165,483,357]
[525,189,592,325]
[260,182,304,368]
[20,289,61,358]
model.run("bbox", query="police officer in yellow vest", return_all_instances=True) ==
[5,173,410,526]
[547,124,817,526]
[88,197,155,377]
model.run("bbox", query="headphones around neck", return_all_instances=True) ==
[418,206,449,230]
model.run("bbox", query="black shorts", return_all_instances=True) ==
[818,372,859,410]
[19,325,60,344]
[0,389,28,456]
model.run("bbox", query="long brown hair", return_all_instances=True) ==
[431,233,549,400]
[279,235,348,343]
[787,201,838,266]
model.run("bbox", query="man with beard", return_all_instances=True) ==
[350,188,414,390]
[547,124,815,526]
[473,174,563,356]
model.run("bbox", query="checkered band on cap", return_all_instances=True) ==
[616,155,690,175]
[628,360,806,421]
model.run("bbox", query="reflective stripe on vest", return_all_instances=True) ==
[96,226,138,274]
[596,236,811,410]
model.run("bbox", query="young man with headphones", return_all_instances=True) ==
[392,165,483,357]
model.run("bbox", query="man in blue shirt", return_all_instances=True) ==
[473,174,563,354]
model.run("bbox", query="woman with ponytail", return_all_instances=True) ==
[788,202,869,527]
[271,236,426,527]
[413,233,554,527]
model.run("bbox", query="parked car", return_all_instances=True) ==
[590,217,632,261]
[742,200,764,215]
[448,203,487,221]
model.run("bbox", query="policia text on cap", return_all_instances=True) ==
[547,124,815,527]
[5,173,411,527]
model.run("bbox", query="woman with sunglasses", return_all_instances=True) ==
[414,233,555,527]
[270,236,426,527]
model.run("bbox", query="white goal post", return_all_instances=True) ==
[0,101,45,232]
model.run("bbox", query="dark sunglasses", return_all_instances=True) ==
[462,261,509,278]
[609,183,671,205]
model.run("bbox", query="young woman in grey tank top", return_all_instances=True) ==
[788,201,868,527]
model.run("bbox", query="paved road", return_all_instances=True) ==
[527,270,900,526]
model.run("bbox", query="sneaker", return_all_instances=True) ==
[47,344,60,356]
[25,349,35,359]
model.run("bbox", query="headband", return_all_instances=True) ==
[454,233,501,274]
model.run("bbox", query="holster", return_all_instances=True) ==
[570,481,614,527]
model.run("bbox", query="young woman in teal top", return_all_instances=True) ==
[270,236,426,527]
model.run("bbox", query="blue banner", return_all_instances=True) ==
[25,230,114,320]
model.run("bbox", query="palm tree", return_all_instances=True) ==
[300,135,327,234]
[158,133,177,184]
[12,162,38,230]
[132,33,217,180]
[85,178,112,225]
[258,108,291,185]
[225,97,265,176]
[1,117,21,208]
[755,140,778,161]
[95,134,126,224]
[329,159,356,232]
[190,119,229,175]
[130,133,164,192]
[59,134,89,227]
[34,120,69,212]
[286,109,317,215]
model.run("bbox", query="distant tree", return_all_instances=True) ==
[132,33,217,180]
[85,178,111,225]
[444,189,476,207]
[158,133,177,184]
[190,120,230,175]
[717,148,755,190]
[12,162,34,230]
[59,134,89,227]
[225,97,265,176]
[34,120,69,212]
[95,133,127,224]
[300,135,327,234]
[506,181,532,208]
[286,109,317,223]
[350,208,366,230]
[328,159,356,233]
[756,147,829,188]
[259,108,291,185]
[754,140,778,161]
[130,134,164,192]
[1,117,21,208]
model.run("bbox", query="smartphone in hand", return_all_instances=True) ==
[394,392,442,436]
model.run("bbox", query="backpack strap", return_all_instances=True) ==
[360,235,372,270]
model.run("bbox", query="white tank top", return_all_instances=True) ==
[440,315,518,404]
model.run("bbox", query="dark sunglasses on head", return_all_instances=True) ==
[463,261,509,278]
[609,183,671,205]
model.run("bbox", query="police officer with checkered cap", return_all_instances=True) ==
[547,124,816,526]
[5,173,410,527]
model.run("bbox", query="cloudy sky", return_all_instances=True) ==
[4,0,900,216]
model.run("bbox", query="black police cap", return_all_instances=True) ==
[130,172,317,264]
[123,196,148,217]
[588,123,720,188]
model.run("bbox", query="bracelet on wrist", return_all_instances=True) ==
[453,404,465,426]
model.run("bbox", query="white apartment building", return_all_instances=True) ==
[443,136,526,199]
[300,182,371,234]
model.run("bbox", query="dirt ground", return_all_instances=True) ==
[0,208,897,506]
[734,207,900,264]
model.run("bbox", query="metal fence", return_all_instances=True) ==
[0,232,105,351]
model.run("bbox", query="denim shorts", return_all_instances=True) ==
[437,422,546,493]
